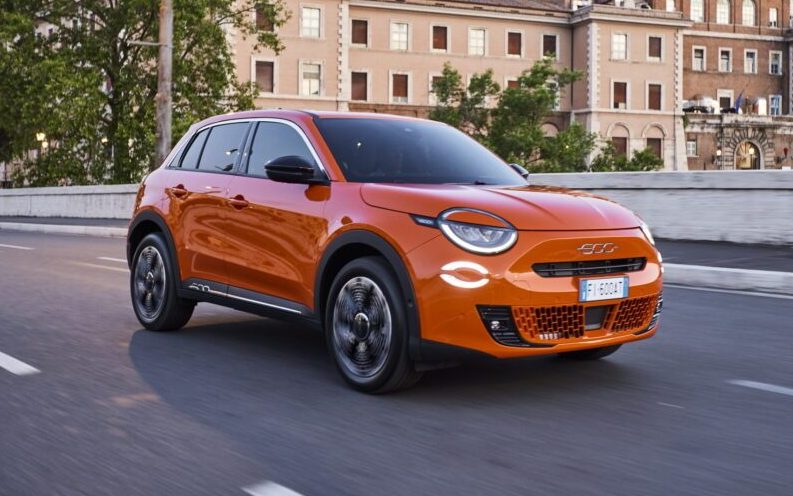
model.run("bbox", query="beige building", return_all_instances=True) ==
[231,0,694,170]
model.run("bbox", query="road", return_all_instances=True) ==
[1,231,791,496]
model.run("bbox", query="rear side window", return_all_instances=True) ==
[246,122,316,177]
[178,129,208,169]
[197,122,249,172]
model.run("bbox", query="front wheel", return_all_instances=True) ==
[130,233,195,331]
[558,344,622,360]
[325,256,422,393]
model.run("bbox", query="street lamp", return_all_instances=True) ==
[35,132,47,158]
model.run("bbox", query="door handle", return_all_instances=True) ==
[228,194,249,210]
[170,184,188,198]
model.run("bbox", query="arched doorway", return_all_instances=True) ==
[734,141,761,169]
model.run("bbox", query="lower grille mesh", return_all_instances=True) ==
[511,294,659,343]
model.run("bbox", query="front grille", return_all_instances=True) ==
[510,294,660,344]
[533,258,646,277]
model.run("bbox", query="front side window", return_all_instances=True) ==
[197,123,249,172]
[301,7,320,38]
[391,22,408,50]
[468,28,486,56]
[742,0,756,26]
[691,0,705,22]
[246,122,315,177]
[612,33,627,60]
[716,0,730,24]
[314,118,524,185]
[301,63,321,96]
[178,129,209,169]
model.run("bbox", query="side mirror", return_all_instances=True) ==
[265,156,329,185]
[509,163,530,181]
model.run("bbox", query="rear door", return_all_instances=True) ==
[163,121,251,290]
[223,120,330,311]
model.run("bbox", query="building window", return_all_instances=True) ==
[769,7,779,27]
[770,94,782,115]
[613,81,628,109]
[506,79,519,89]
[468,28,486,56]
[351,20,368,46]
[542,34,557,59]
[390,22,408,50]
[392,73,409,103]
[693,47,706,71]
[612,137,628,157]
[432,26,448,51]
[686,139,698,157]
[351,72,367,101]
[770,51,783,74]
[301,7,321,38]
[717,89,733,111]
[429,75,443,104]
[301,62,321,96]
[744,50,757,73]
[507,32,522,56]
[716,0,730,24]
[648,84,662,110]
[691,0,704,22]
[611,33,627,60]
[742,0,756,26]
[719,49,732,72]
[646,138,663,158]
[255,7,274,31]
[648,36,662,61]
[255,61,274,92]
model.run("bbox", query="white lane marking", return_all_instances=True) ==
[98,257,127,264]
[0,350,41,376]
[242,481,304,496]
[72,261,129,273]
[0,243,34,251]
[727,380,793,397]
[657,402,684,409]
[664,283,793,301]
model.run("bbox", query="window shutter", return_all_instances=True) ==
[649,37,662,58]
[508,32,521,55]
[542,35,556,57]
[352,20,367,45]
[614,82,627,108]
[393,74,408,98]
[256,61,274,92]
[351,72,367,101]
[433,26,447,50]
[648,84,661,110]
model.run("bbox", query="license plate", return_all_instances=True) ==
[579,276,628,302]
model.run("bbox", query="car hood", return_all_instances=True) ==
[360,183,640,231]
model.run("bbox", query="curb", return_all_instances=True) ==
[664,263,793,295]
[0,222,127,238]
[1,221,791,295]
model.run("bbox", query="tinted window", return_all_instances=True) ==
[197,123,249,172]
[315,119,524,185]
[246,122,316,177]
[178,129,208,169]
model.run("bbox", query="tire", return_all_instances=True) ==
[130,232,195,331]
[325,256,422,393]
[558,344,622,360]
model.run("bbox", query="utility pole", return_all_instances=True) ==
[154,0,173,168]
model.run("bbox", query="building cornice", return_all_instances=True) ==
[683,29,787,43]
[348,0,571,25]
[571,6,692,28]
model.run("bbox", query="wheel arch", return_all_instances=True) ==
[127,211,180,281]
[315,230,422,360]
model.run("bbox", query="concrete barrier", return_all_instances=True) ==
[532,170,793,245]
[0,184,137,219]
[0,171,791,244]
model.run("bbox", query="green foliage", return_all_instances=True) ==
[429,62,499,142]
[533,123,597,173]
[1,0,287,186]
[590,141,664,172]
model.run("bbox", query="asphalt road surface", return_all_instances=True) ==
[1,231,791,496]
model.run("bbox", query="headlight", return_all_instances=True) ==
[437,209,517,255]
[639,221,655,246]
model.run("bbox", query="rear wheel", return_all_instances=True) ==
[130,233,195,331]
[558,344,622,360]
[325,256,422,393]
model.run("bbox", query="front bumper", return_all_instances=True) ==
[408,228,663,359]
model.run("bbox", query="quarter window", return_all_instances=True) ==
[197,123,249,172]
[246,122,315,177]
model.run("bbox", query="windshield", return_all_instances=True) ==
[314,118,525,185]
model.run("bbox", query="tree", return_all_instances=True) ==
[590,141,664,172]
[535,123,597,173]
[1,0,288,186]
[429,62,499,143]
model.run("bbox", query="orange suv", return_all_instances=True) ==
[127,110,663,393]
